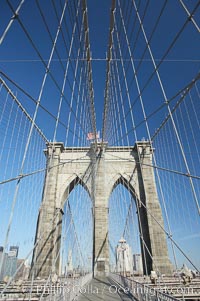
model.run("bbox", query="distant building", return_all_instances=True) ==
[16,259,30,280]
[9,246,19,257]
[3,256,17,279]
[116,237,133,276]
[15,259,24,279]
[0,248,7,281]
[64,249,74,277]
[133,254,143,275]
[0,246,19,281]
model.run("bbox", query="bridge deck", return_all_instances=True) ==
[78,276,134,300]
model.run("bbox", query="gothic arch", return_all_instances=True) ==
[59,175,92,210]
[108,175,148,274]
[110,175,137,200]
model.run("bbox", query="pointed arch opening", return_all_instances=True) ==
[108,176,144,276]
[59,176,93,277]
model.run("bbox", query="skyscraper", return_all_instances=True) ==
[0,246,19,280]
[9,246,19,258]
[116,237,133,276]
[133,254,143,275]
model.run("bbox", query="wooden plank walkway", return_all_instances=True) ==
[77,276,135,300]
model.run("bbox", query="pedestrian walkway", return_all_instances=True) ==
[78,276,134,300]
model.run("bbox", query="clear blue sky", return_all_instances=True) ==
[0,0,199,138]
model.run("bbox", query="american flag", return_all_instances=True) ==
[87,131,100,140]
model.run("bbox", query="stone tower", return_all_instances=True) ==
[31,141,173,278]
